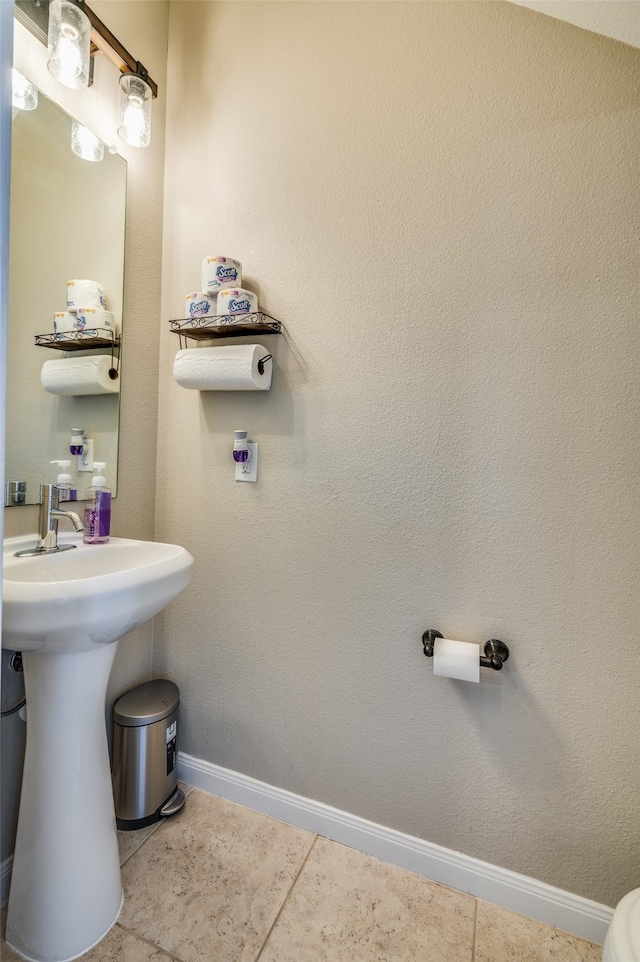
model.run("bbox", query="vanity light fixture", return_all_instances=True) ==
[15,0,158,146]
[71,119,104,162]
[117,70,152,148]
[47,0,91,90]
[12,70,38,111]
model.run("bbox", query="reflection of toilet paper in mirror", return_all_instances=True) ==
[433,638,480,683]
[75,307,118,334]
[41,355,119,396]
[173,344,272,391]
[53,311,77,333]
[67,279,105,312]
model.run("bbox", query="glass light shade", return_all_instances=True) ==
[12,70,39,111]
[47,0,91,90]
[117,73,152,148]
[71,120,104,162]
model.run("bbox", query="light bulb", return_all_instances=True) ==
[71,120,104,162]
[12,70,38,111]
[117,73,152,148]
[47,0,91,90]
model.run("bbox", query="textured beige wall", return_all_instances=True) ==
[2,2,169,863]
[155,1,640,907]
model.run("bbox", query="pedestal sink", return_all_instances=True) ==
[2,532,193,962]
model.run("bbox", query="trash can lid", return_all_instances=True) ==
[114,679,179,727]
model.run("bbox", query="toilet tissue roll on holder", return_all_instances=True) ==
[422,629,509,670]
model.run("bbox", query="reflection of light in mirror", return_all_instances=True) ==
[71,121,105,163]
[117,74,152,148]
[47,0,91,90]
[12,70,38,111]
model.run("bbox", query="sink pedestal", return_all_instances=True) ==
[3,532,194,961]
[6,644,123,962]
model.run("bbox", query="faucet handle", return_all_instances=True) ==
[39,482,59,503]
[38,483,60,542]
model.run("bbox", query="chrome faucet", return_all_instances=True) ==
[14,484,84,557]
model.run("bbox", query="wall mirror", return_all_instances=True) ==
[6,81,126,505]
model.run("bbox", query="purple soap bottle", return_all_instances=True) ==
[83,462,111,544]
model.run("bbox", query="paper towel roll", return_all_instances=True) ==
[173,344,273,391]
[41,355,119,396]
[433,638,480,683]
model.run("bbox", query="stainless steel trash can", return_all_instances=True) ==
[112,679,185,831]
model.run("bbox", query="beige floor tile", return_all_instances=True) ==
[119,822,163,865]
[1,907,177,962]
[258,837,476,962]
[0,939,22,962]
[474,901,602,962]
[1,906,21,962]
[119,789,314,962]
[81,924,179,961]
[118,783,195,865]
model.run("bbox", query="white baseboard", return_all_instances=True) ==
[1,855,13,907]
[178,752,613,946]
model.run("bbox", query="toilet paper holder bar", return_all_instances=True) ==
[422,629,509,670]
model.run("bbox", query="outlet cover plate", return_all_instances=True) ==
[236,442,258,482]
[77,438,94,472]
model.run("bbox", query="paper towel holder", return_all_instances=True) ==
[421,629,509,671]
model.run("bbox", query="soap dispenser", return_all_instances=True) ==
[83,462,111,544]
[51,460,73,501]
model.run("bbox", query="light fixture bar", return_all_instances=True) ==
[79,2,158,99]
[13,0,158,99]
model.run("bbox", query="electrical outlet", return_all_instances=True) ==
[236,442,258,482]
[77,438,94,472]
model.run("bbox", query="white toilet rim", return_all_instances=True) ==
[605,888,640,962]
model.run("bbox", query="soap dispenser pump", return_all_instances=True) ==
[83,462,111,544]
[51,460,73,501]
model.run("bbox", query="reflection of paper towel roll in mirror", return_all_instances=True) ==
[433,638,480,683]
[173,344,273,391]
[41,356,119,396]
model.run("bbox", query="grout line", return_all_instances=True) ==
[471,897,478,962]
[116,922,185,962]
[119,785,194,867]
[119,820,164,867]
[253,835,318,962]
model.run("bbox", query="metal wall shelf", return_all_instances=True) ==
[35,329,120,352]
[169,312,281,348]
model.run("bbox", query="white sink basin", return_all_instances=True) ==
[4,533,193,962]
[3,533,193,653]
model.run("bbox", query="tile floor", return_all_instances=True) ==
[2,784,603,962]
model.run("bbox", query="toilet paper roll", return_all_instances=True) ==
[173,344,273,391]
[433,638,480,683]
[41,355,119,396]
[53,311,77,333]
[185,292,217,319]
[75,307,118,334]
[216,287,259,319]
[67,280,105,312]
[202,256,242,295]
